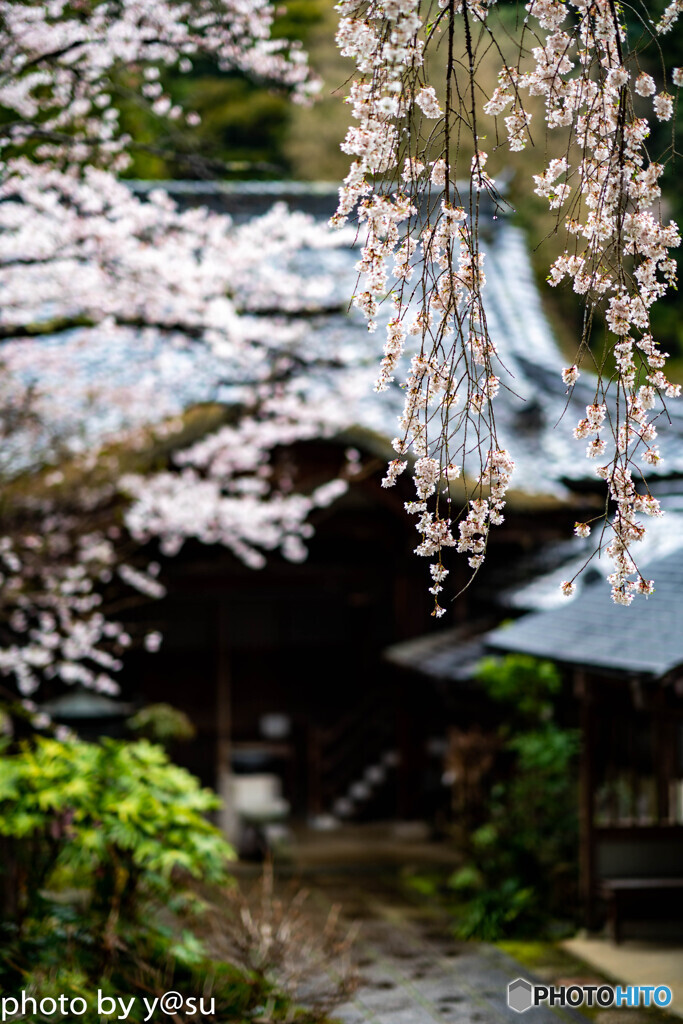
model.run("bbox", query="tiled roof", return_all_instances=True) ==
[383,628,488,683]
[9,182,683,502]
[485,548,683,678]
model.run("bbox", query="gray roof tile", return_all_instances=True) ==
[485,548,683,677]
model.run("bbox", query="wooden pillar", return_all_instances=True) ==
[216,601,239,842]
[653,684,673,825]
[576,669,597,930]
[396,670,424,818]
[307,723,324,818]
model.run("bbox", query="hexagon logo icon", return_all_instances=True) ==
[508,978,533,1013]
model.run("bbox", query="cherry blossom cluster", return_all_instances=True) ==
[0,499,158,706]
[0,164,344,346]
[121,400,353,571]
[334,0,519,615]
[0,332,361,703]
[514,0,681,603]
[335,0,681,609]
[0,1,354,709]
[0,0,319,173]
[0,363,182,708]
[0,170,364,700]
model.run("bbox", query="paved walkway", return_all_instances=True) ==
[308,873,584,1024]
[269,825,682,1024]
[563,937,683,1020]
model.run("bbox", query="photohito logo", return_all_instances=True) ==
[507,978,673,1013]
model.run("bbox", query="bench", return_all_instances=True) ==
[600,877,683,944]
[594,828,683,942]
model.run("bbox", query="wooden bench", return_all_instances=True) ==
[594,827,683,943]
[600,877,683,944]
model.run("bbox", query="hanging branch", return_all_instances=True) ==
[333,0,682,610]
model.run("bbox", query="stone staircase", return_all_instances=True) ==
[308,692,400,826]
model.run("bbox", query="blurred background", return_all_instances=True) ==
[1,2,683,1021]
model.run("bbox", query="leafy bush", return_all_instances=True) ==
[0,736,231,922]
[0,735,355,1021]
[127,702,197,745]
[450,656,579,940]
[0,736,281,1021]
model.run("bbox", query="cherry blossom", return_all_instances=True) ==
[0,0,346,707]
[0,0,319,174]
[334,0,681,610]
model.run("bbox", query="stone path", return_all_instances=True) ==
[308,872,585,1024]
[562,937,683,1020]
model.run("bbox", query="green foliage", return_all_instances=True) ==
[451,656,579,940]
[0,737,266,1021]
[151,73,290,175]
[454,878,537,942]
[475,654,561,720]
[0,736,338,1021]
[0,736,230,900]
[127,702,196,745]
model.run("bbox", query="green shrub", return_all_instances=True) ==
[127,702,197,745]
[0,735,351,1021]
[450,656,579,940]
[0,736,261,1021]
[0,736,231,920]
